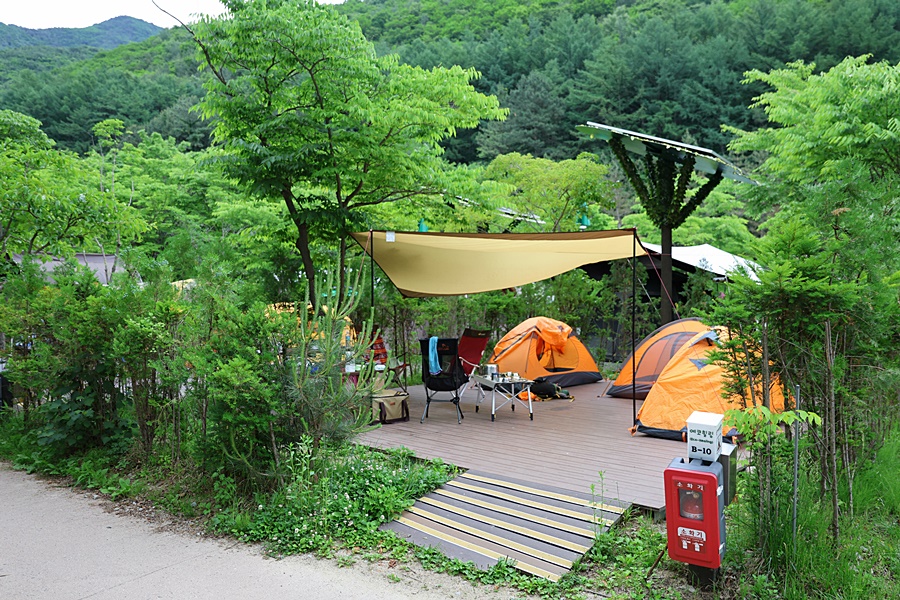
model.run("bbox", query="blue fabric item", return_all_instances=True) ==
[428,336,442,374]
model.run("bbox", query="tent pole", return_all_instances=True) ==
[369,230,375,313]
[632,229,637,426]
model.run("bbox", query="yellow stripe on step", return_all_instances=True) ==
[447,480,613,527]
[460,472,625,515]
[409,504,574,568]
[396,515,562,582]
[419,490,594,553]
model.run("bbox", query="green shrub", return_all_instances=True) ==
[221,443,457,556]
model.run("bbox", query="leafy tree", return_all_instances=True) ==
[622,182,760,255]
[80,129,243,273]
[112,296,180,457]
[477,70,573,160]
[0,260,58,422]
[587,126,733,324]
[539,12,603,81]
[571,15,752,152]
[723,55,900,546]
[190,0,505,307]
[728,56,900,186]
[0,260,141,454]
[470,18,543,95]
[481,152,615,231]
[0,110,144,258]
[144,94,213,151]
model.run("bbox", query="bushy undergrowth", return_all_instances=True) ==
[209,441,457,555]
[0,413,143,499]
[724,428,900,600]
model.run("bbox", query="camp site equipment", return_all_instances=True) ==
[489,317,601,387]
[633,330,785,440]
[608,318,710,399]
[349,230,645,298]
[419,337,469,424]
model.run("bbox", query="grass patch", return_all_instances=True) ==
[209,441,458,556]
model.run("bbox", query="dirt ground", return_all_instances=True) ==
[1,463,538,599]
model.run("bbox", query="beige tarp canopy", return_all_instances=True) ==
[350,230,646,298]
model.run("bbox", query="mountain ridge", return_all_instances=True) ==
[0,16,162,50]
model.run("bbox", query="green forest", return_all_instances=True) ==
[1,1,899,598]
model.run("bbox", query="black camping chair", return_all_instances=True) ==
[419,337,468,424]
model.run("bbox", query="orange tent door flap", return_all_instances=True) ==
[539,338,581,371]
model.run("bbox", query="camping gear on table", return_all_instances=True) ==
[608,317,710,399]
[489,317,601,387]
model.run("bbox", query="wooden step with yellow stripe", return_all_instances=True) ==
[382,469,631,582]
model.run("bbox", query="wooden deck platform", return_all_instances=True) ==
[357,381,684,513]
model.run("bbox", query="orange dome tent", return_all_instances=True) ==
[633,330,786,440]
[489,317,602,387]
[608,318,711,399]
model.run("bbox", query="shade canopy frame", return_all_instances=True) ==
[350,229,647,299]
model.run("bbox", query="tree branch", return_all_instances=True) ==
[155,0,230,87]
[608,136,650,206]
[675,169,724,227]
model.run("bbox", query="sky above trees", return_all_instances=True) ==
[2,0,227,29]
[1,1,347,29]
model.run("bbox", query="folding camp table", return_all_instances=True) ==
[471,374,534,422]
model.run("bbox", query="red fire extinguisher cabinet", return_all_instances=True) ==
[663,458,726,569]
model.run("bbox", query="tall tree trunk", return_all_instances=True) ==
[660,225,674,324]
[761,320,770,410]
[281,187,317,309]
[759,322,772,549]
[295,224,316,309]
[824,320,840,543]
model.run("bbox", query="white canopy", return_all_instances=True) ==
[641,243,760,281]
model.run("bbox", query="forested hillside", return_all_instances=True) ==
[2,3,899,598]
[0,46,101,84]
[339,0,900,161]
[0,28,210,153]
[4,0,898,160]
[0,16,160,49]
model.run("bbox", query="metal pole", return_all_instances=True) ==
[369,230,375,312]
[632,229,637,425]
[792,383,801,553]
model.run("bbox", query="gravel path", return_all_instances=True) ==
[0,464,527,600]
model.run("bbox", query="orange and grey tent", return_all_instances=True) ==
[633,330,786,440]
[488,317,602,387]
[608,318,711,399]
